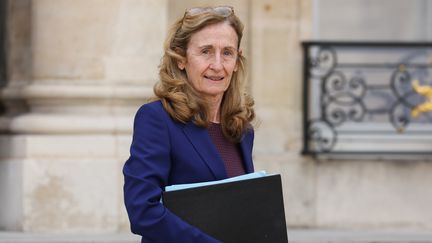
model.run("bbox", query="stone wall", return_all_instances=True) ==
[1,0,432,233]
[0,0,166,232]
[310,0,432,230]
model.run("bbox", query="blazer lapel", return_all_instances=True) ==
[239,130,254,173]
[183,122,227,180]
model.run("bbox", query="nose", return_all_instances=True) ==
[209,53,223,71]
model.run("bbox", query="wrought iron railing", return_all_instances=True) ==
[302,41,432,155]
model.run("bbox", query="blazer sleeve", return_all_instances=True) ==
[123,104,221,243]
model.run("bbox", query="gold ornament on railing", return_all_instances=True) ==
[411,80,432,118]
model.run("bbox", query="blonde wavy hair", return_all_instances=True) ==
[154,6,255,142]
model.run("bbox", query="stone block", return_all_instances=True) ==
[104,57,159,85]
[253,0,298,19]
[7,0,32,82]
[22,158,119,232]
[25,135,117,159]
[250,0,306,108]
[1,135,118,159]
[0,133,130,232]
[105,0,167,84]
[0,159,23,231]
[253,152,316,227]
[32,0,119,80]
[254,106,303,154]
[116,159,130,233]
[316,160,432,229]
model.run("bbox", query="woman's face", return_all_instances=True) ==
[178,22,239,102]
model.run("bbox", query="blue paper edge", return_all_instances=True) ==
[164,171,269,192]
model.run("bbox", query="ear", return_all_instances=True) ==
[175,47,186,70]
[177,58,186,70]
[234,49,243,72]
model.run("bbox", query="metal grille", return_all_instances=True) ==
[302,42,432,155]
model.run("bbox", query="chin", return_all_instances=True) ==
[201,90,225,98]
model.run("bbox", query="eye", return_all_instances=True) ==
[223,50,234,56]
[201,48,210,55]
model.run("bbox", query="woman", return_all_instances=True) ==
[123,6,255,242]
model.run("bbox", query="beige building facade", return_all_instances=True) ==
[1,0,432,233]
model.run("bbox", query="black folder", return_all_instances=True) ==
[162,174,288,243]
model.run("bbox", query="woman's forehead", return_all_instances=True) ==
[188,22,238,49]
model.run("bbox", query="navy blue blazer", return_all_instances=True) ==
[123,101,255,243]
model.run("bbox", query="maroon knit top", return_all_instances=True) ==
[207,123,246,178]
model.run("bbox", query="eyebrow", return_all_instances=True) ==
[197,44,237,50]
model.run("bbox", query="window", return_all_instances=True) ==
[302,42,432,156]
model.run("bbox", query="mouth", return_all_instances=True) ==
[204,75,224,81]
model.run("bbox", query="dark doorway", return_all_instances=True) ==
[0,0,7,87]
